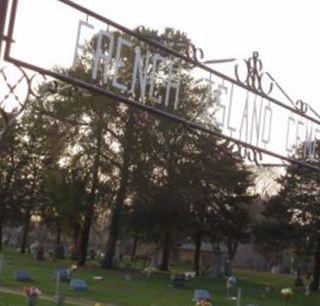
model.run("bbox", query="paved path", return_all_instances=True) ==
[0,285,116,306]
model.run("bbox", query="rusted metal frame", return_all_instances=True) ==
[3,0,320,171]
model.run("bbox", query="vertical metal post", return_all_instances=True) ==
[0,0,8,57]
[236,288,241,306]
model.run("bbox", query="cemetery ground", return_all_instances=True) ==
[0,249,318,306]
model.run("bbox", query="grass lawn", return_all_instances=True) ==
[0,249,319,306]
[0,292,79,306]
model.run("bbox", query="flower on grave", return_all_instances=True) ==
[196,299,212,306]
[70,264,78,272]
[143,266,157,275]
[281,288,293,301]
[24,286,41,298]
[185,271,196,279]
[226,276,237,289]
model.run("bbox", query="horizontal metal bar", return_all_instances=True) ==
[204,58,236,64]
[260,163,288,168]
[2,35,14,42]
[5,54,320,172]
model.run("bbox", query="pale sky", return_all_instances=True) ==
[72,0,320,109]
[4,0,320,166]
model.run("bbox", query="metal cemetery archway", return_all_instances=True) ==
[1,0,320,171]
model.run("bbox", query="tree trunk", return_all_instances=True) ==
[102,175,127,268]
[310,239,320,290]
[20,207,31,253]
[159,232,171,271]
[131,235,138,262]
[21,165,38,254]
[78,121,103,266]
[56,223,61,246]
[0,219,2,252]
[71,222,81,260]
[193,232,202,275]
[78,209,94,265]
[103,110,134,269]
[226,240,238,276]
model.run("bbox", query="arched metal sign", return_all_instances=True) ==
[1,0,320,171]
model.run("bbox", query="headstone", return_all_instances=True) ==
[54,268,70,282]
[171,274,186,288]
[14,270,33,281]
[193,289,211,301]
[90,249,96,260]
[226,276,237,298]
[305,285,310,295]
[29,242,39,256]
[69,278,87,292]
[150,250,159,268]
[124,263,133,281]
[294,268,304,287]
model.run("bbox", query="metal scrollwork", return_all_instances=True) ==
[136,25,204,62]
[0,63,74,142]
[295,99,309,114]
[0,64,30,140]
[228,142,263,166]
[185,43,204,62]
[235,51,273,95]
[136,25,147,35]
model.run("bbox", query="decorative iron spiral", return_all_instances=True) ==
[235,51,273,95]
[228,142,263,166]
[0,63,75,142]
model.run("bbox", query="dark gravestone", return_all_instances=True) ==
[193,289,211,302]
[14,270,33,281]
[90,249,96,260]
[294,267,304,287]
[70,278,87,292]
[211,248,223,278]
[54,268,70,282]
[171,274,186,288]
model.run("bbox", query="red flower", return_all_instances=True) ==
[24,287,41,298]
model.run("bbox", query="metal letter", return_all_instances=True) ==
[165,62,181,110]
[73,20,94,68]
[113,37,132,92]
[130,46,150,103]
[149,53,164,104]
[92,30,114,83]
